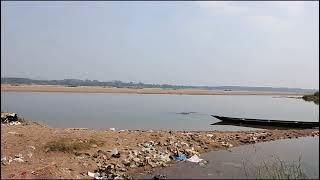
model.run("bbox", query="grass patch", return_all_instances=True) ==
[44,138,104,153]
[242,155,308,179]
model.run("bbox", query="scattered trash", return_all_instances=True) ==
[153,174,167,180]
[206,134,214,138]
[88,171,100,178]
[8,131,19,135]
[1,112,18,124]
[109,128,116,131]
[221,141,233,148]
[13,157,24,163]
[187,154,203,163]
[171,152,187,161]
[111,148,120,158]
[9,121,21,125]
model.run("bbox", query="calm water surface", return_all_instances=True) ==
[1,92,318,130]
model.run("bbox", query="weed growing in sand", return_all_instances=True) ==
[242,154,308,179]
[44,138,104,153]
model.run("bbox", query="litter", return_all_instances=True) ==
[88,171,100,178]
[9,121,21,125]
[8,132,18,135]
[109,128,116,131]
[153,174,167,180]
[187,154,203,163]
[13,157,24,163]
[171,152,187,161]
[206,134,214,138]
[111,148,120,158]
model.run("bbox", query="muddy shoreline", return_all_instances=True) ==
[1,84,304,96]
[1,120,318,179]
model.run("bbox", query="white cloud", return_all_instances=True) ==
[272,1,305,15]
[248,15,278,28]
[196,1,248,16]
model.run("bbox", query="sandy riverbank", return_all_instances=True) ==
[1,84,304,96]
[1,120,318,179]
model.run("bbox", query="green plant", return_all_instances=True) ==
[44,138,104,153]
[242,155,308,179]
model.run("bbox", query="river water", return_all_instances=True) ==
[1,92,318,130]
[138,136,319,179]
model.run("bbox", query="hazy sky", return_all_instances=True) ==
[1,1,319,88]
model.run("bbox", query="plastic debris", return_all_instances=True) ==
[153,174,167,180]
[13,157,24,163]
[171,152,187,161]
[109,128,116,131]
[8,131,18,135]
[111,148,120,158]
[187,155,203,163]
[9,121,21,126]
[221,141,233,148]
[206,134,214,138]
[88,171,100,178]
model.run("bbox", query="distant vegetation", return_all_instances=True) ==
[302,91,319,105]
[1,77,317,93]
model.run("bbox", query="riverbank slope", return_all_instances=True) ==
[1,121,318,179]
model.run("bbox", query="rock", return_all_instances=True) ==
[148,161,157,168]
[133,157,140,163]
[91,144,98,148]
[27,145,36,150]
[199,160,209,166]
[221,142,233,148]
[122,159,131,166]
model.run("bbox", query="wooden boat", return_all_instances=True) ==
[211,115,319,129]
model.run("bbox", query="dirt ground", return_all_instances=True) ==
[1,121,318,179]
[1,84,304,96]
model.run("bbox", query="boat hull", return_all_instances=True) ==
[212,115,319,129]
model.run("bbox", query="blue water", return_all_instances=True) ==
[1,92,318,130]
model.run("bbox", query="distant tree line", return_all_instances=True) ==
[1,77,317,93]
[302,91,319,104]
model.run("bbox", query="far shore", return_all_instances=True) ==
[1,84,305,96]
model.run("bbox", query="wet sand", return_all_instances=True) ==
[1,84,304,96]
[1,120,318,179]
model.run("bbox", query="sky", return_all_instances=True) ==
[1,1,319,89]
